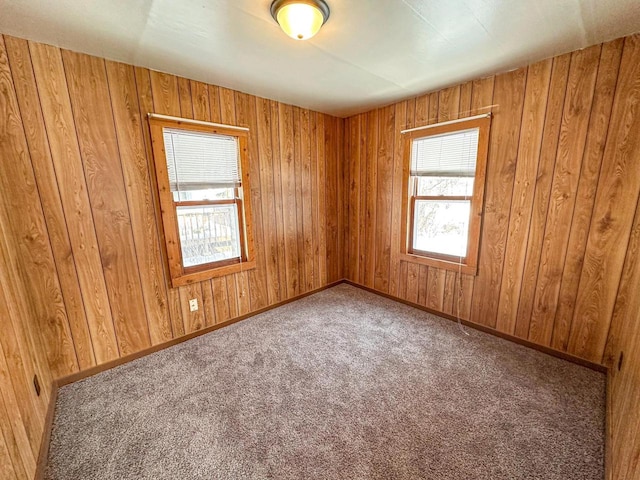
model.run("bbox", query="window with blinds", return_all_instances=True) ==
[149,116,255,287]
[403,116,490,274]
[410,128,479,177]
[163,128,241,193]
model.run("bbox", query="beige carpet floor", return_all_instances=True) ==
[45,284,605,479]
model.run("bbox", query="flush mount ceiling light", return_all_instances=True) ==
[270,0,330,41]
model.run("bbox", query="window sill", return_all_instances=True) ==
[170,260,257,288]
[399,253,477,275]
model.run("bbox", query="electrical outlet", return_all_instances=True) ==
[33,374,41,397]
[189,298,198,312]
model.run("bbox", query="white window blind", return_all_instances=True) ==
[163,128,241,191]
[410,127,479,177]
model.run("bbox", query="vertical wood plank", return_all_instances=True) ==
[5,36,95,370]
[357,113,368,285]
[438,86,461,122]
[191,80,210,121]
[0,426,18,480]
[388,102,407,297]
[417,265,429,306]
[293,107,306,291]
[200,280,217,327]
[426,266,446,311]
[255,97,281,303]
[208,85,221,122]
[398,261,409,300]
[401,98,417,300]
[29,41,119,363]
[325,115,341,282]
[442,270,457,315]
[278,103,299,297]
[0,190,54,408]
[0,388,30,480]
[0,386,29,480]
[415,93,429,125]
[604,197,640,368]
[211,276,230,323]
[271,100,289,296]
[225,274,240,319]
[317,113,327,285]
[300,108,315,291]
[105,60,173,345]
[63,50,152,354]
[514,54,571,338]
[373,105,394,292]
[551,39,624,351]
[427,92,438,124]
[0,327,37,473]
[470,68,527,327]
[457,274,475,320]
[459,81,473,115]
[471,77,495,115]
[310,111,321,289]
[364,110,378,287]
[346,117,360,282]
[527,45,601,346]
[0,37,80,377]
[236,92,268,310]
[338,117,347,281]
[495,59,553,334]
[406,262,420,304]
[569,35,640,361]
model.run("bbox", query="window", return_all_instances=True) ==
[149,115,254,287]
[401,116,490,274]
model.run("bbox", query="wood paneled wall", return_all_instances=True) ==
[607,219,640,480]
[2,30,640,480]
[345,35,640,364]
[0,34,344,479]
[0,181,53,480]
[345,33,640,479]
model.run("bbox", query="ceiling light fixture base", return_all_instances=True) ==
[270,0,330,40]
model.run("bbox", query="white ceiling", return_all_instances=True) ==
[1,0,640,117]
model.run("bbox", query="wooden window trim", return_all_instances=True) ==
[400,116,491,276]
[149,116,255,288]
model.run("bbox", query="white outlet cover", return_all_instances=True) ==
[189,298,198,312]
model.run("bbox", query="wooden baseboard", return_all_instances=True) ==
[343,279,607,373]
[35,380,58,480]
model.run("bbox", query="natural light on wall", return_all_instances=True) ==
[271,0,330,40]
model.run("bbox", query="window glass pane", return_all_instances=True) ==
[413,200,470,258]
[177,204,240,267]
[417,177,474,196]
[173,188,235,202]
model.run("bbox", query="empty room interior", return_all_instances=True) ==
[1,0,640,479]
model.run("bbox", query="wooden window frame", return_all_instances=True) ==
[400,116,491,275]
[149,116,255,287]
